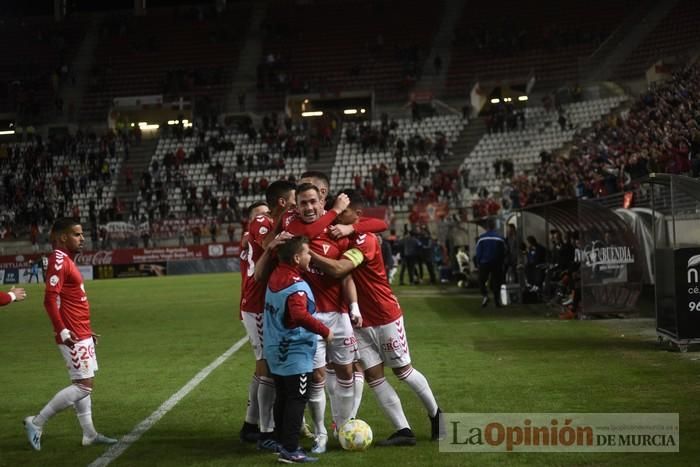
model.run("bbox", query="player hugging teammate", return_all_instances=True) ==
[237,171,445,461]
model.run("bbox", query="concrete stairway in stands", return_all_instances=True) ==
[60,14,101,124]
[114,138,158,218]
[441,117,487,172]
[225,1,268,113]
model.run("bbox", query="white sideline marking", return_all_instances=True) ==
[88,337,248,467]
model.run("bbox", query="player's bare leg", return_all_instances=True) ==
[392,364,446,441]
[364,364,415,446]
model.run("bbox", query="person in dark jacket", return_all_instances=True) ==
[475,219,506,307]
[525,235,547,291]
[379,235,394,281]
[399,231,420,285]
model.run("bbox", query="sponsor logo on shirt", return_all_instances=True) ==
[322,244,330,255]
[259,226,269,235]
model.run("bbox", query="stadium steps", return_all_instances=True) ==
[441,117,486,172]
[58,13,102,124]
[416,0,466,98]
[225,0,269,112]
[115,138,159,217]
[305,142,338,185]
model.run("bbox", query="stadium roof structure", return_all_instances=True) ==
[517,198,630,234]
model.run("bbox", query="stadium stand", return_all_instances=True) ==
[503,61,700,209]
[460,96,627,200]
[0,15,86,119]
[257,0,443,109]
[0,131,124,241]
[614,0,700,79]
[446,0,627,94]
[136,124,310,222]
[80,5,250,122]
[331,114,467,209]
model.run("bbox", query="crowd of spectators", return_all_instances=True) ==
[136,115,337,227]
[342,113,460,207]
[0,128,128,246]
[500,62,700,208]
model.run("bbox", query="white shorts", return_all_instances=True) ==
[59,337,98,380]
[355,316,411,369]
[241,311,264,361]
[312,311,358,368]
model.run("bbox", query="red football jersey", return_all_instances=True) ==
[44,249,92,344]
[304,230,349,313]
[0,291,13,306]
[240,215,274,314]
[343,233,402,326]
[285,210,339,240]
[281,209,297,230]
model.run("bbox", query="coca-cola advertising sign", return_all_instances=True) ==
[0,243,240,268]
[74,250,114,265]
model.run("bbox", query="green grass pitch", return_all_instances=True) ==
[0,273,698,466]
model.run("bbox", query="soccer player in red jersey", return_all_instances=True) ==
[287,171,388,239]
[238,200,274,444]
[309,190,447,446]
[0,286,26,306]
[23,218,117,451]
[286,183,360,453]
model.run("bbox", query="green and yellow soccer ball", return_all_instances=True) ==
[338,419,373,451]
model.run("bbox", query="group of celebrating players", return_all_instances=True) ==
[16,169,444,464]
[237,171,445,463]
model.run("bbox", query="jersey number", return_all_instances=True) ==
[246,242,255,277]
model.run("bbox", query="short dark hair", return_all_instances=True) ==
[277,236,309,264]
[486,218,497,230]
[300,171,330,190]
[296,182,320,198]
[51,217,80,238]
[338,188,366,208]
[265,180,296,207]
[248,200,268,212]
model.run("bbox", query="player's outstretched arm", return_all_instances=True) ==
[328,216,387,239]
[309,250,357,279]
[254,232,293,283]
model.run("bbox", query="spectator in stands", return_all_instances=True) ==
[210,221,218,243]
[192,224,202,245]
[227,223,236,243]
